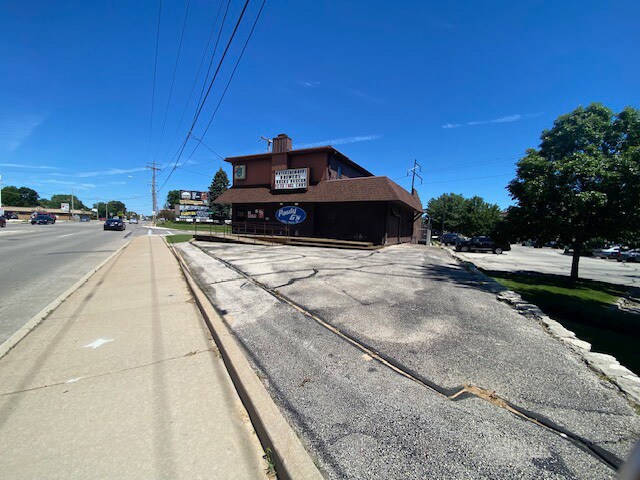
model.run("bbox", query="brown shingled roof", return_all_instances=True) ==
[213,176,423,211]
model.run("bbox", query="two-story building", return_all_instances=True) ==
[213,134,423,246]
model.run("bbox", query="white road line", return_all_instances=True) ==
[57,233,75,238]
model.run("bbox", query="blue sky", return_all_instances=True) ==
[1,0,638,213]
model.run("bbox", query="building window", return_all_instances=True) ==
[337,165,343,179]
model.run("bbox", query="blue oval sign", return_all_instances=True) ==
[276,206,306,225]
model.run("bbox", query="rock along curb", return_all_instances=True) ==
[165,239,324,480]
[0,239,133,360]
[444,247,640,407]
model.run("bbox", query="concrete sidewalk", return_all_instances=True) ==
[0,236,268,479]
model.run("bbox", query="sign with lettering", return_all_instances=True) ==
[274,168,308,190]
[275,206,306,225]
[180,190,209,206]
[233,164,246,180]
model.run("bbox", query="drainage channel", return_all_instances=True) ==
[204,249,623,472]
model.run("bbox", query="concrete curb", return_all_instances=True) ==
[444,247,640,407]
[166,240,324,480]
[0,239,132,360]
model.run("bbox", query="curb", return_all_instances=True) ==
[165,240,324,480]
[0,239,132,360]
[444,247,640,407]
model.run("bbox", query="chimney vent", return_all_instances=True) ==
[272,134,292,153]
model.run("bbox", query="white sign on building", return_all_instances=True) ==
[274,168,308,190]
[60,203,70,212]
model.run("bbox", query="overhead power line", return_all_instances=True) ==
[158,0,254,193]
[147,0,164,164]
[152,0,192,164]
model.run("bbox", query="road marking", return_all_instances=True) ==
[147,229,152,236]
[83,338,114,349]
[66,377,82,383]
[57,233,74,238]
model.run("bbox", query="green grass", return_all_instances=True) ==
[160,221,231,233]
[165,234,193,244]
[487,271,639,375]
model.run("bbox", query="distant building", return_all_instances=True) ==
[213,134,423,245]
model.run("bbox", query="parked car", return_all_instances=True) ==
[440,232,465,245]
[616,250,638,262]
[4,212,18,220]
[0,216,6,228]
[79,216,90,222]
[104,218,126,231]
[455,236,510,254]
[31,214,56,225]
[129,218,138,224]
[594,246,628,259]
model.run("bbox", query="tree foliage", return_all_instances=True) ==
[209,167,230,220]
[427,193,502,236]
[40,194,88,210]
[507,103,640,279]
[93,201,126,218]
[165,190,180,209]
[1,186,39,206]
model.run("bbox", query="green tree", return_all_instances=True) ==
[40,194,88,210]
[209,167,230,220]
[508,103,640,279]
[460,196,502,236]
[426,193,466,233]
[93,200,126,218]
[1,186,39,206]
[165,190,181,209]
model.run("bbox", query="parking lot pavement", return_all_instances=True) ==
[177,241,640,479]
[453,244,640,287]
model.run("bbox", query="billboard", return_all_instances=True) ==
[179,190,209,206]
[61,203,70,212]
[178,204,210,220]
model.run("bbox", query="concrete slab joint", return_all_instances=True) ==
[447,247,640,407]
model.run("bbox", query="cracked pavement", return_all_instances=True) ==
[178,241,640,479]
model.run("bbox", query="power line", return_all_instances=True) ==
[424,173,513,185]
[147,0,164,163]
[160,0,227,167]
[189,135,225,159]
[158,0,253,193]
[152,0,192,164]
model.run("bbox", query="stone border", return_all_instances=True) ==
[445,247,640,406]
[0,239,132,360]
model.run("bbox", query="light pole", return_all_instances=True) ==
[0,174,3,215]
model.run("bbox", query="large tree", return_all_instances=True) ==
[165,190,180,209]
[40,194,88,210]
[426,193,501,236]
[508,103,640,279]
[209,167,230,220]
[93,200,126,219]
[1,186,39,207]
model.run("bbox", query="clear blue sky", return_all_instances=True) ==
[1,0,638,214]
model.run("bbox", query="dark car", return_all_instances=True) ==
[441,232,465,246]
[104,218,126,231]
[455,236,510,254]
[79,216,90,222]
[0,216,6,228]
[31,214,56,225]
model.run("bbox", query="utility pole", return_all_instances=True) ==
[407,159,423,193]
[0,174,3,216]
[70,188,74,221]
[147,161,161,226]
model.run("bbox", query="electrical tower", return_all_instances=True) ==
[147,162,161,225]
[407,159,423,192]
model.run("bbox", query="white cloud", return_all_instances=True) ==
[75,167,147,178]
[297,134,382,149]
[0,162,58,170]
[0,115,45,151]
[442,112,543,129]
[38,179,97,190]
[297,80,320,88]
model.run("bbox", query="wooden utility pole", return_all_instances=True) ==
[147,162,161,225]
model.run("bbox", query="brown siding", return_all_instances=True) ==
[231,158,272,187]
[289,151,329,184]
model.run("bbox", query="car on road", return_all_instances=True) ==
[455,236,511,254]
[129,218,138,224]
[79,216,90,222]
[440,232,465,246]
[31,214,56,225]
[104,218,126,231]
[0,216,6,228]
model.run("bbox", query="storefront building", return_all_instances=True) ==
[214,134,423,246]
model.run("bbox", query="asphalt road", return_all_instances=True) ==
[178,241,639,479]
[0,220,163,344]
[453,244,640,287]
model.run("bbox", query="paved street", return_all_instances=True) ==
[177,241,639,479]
[0,220,175,344]
[453,244,640,287]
